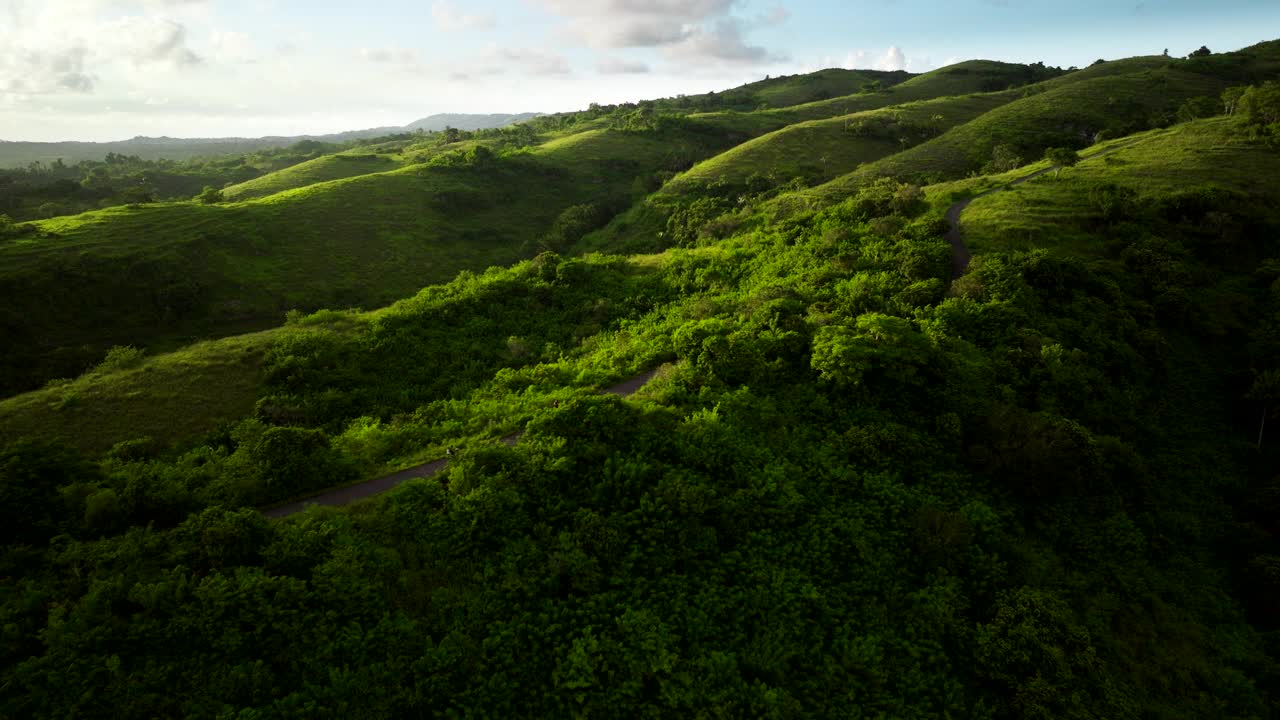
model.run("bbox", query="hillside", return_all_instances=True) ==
[0,114,546,168]
[3,39,1280,719]
[0,120,743,396]
[405,112,542,132]
[220,151,411,201]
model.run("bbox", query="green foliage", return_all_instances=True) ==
[1236,81,1280,145]
[196,185,224,204]
[94,345,145,373]
[1043,146,1081,167]
[983,143,1025,174]
[0,439,98,544]
[2,41,1280,720]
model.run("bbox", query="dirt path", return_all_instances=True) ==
[944,138,1143,278]
[261,368,662,519]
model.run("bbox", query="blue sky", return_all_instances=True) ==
[1,0,1277,141]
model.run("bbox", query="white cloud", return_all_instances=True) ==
[540,0,782,64]
[105,16,202,66]
[452,45,571,80]
[211,30,256,63]
[879,46,906,71]
[431,0,495,31]
[596,57,651,75]
[667,20,782,64]
[358,47,421,65]
[844,46,910,72]
[0,0,203,97]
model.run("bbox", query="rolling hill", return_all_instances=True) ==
[3,37,1280,720]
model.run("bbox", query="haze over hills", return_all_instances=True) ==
[0,112,543,167]
[3,35,1280,719]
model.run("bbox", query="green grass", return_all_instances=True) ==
[957,117,1280,257]
[745,68,909,109]
[221,152,408,200]
[763,60,1052,124]
[0,122,739,397]
[0,329,285,455]
[665,92,1020,194]
[790,65,1232,206]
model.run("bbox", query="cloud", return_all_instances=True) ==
[0,46,96,94]
[540,0,782,64]
[359,47,421,65]
[0,1,203,96]
[668,20,781,64]
[211,30,256,63]
[844,46,910,72]
[878,46,906,71]
[106,16,202,66]
[431,0,495,31]
[596,57,651,74]
[450,46,572,80]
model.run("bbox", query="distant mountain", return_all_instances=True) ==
[404,112,543,132]
[0,113,542,168]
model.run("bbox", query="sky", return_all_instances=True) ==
[1,0,1278,142]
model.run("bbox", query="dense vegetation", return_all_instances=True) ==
[3,41,1280,718]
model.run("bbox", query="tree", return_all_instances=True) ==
[0,439,99,545]
[983,144,1024,174]
[196,185,224,204]
[1188,45,1212,58]
[1222,85,1248,115]
[1239,82,1280,126]
[1043,147,1080,176]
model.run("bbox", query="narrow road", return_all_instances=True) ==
[261,368,661,519]
[944,138,1143,278]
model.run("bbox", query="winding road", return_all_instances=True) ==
[263,140,1146,519]
[944,139,1142,278]
[261,369,661,519]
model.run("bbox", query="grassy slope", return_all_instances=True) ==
[0,124,733,398]
[765,60,1053,124]
[7,48,1278,448]
[0,329,281,455]
[746,68,908,108]
[791,64,1229,205]
[664,92,1019,193]
[221,153,408,201]
[584,62,1054,253]
[958,117,1280,256]
[678,60,1045,140]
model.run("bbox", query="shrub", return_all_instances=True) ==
[196,186,224,204]
[983,144,1024,174]
[94,345,145,373]
[1088,183,1138,223]
[1043,147,1081,168]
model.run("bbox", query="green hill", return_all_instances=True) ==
[762,59,1064,124]
[221,152,409,201]
[0,122,737,397]
[4,39,1280,720]
[956,116,1280,257]
[791,64,1239,207]
[666,91,1020,195]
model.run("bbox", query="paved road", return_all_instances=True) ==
[266,139,1146,519]
[261,368,661,518]
[943,139,1142,278]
